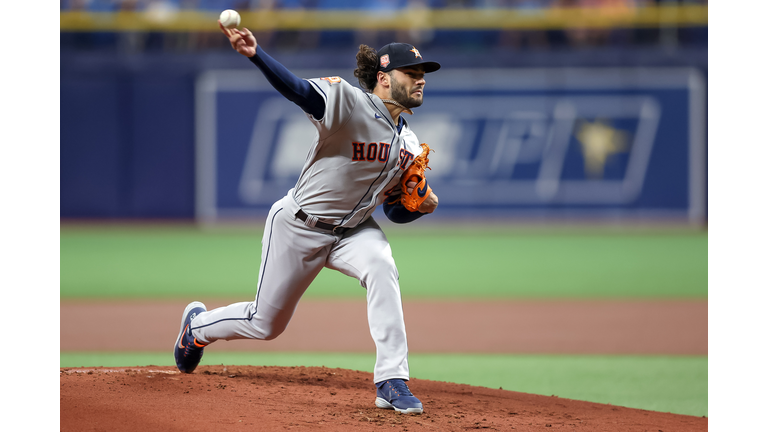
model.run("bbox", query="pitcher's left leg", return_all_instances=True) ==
[327,218,423,413]
[326,218,410,383]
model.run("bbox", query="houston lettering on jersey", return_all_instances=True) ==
[350,142,414,169]
[351,142,392,163]
[398,149,415,170]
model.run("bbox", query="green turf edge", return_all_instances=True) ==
[61,228,708,299]
[60,352,707,417]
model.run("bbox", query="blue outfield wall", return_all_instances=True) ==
[60,67,197,218]
[60,45,707,222]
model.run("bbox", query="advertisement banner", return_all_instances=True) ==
[196,68,705,224]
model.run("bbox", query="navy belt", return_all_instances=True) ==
[296,209,351,235]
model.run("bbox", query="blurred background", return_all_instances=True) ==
[60,0,708,225]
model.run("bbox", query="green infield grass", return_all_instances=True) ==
[60,224,707,299]
[60,351,707,417]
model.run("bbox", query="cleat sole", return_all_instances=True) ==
[375,397,423,414]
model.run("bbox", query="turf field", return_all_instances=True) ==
[60,224,708,416]
[60,224,707,299]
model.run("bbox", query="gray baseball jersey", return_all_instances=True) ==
[188,76,425,384]
[294,76,424,226]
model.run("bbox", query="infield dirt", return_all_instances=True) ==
[60,299,707,431]
[60,365,707,431]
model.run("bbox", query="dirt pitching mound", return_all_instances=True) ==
[60,365,706,431]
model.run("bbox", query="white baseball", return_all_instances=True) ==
[219,9,241,29]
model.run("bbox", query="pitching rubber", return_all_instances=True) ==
[375,397,424,414]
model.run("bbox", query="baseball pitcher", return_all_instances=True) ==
[174,19,441,415]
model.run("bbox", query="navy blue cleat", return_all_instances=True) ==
[174,301,208,373]
[375,379,423,414]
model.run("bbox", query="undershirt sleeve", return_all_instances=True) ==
[383,200,427,224]
[248,45,325,120]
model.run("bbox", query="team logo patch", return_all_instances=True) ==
[380,54,390,68]
[410,47,422,59]
[320,76,342,84]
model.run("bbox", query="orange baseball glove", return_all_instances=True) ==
[398,143,433,212]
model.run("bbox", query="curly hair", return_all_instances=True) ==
[353,44,381,92]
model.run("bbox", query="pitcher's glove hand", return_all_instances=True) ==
[395,143,433,212]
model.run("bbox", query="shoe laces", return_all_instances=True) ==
[387,380,414,397]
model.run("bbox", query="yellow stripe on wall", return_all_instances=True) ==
[60,6,707,32]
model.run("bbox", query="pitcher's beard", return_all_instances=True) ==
[391,79,423,109]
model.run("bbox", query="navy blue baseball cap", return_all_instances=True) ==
[377,43,441,73]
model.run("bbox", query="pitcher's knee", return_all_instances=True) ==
[254,320,289,341]
[262,324,287,340]
[248,302,296,340]
[263,332,281,341]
